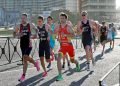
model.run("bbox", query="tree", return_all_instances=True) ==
[51,9,80,26]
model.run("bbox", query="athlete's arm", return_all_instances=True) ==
[54,24,59,38]
[45,24,52,41]
[90,20,99,36]
[67,25,75,38]
[13,24,21,38]
[30,23,38,39]
[77,21,82,35]
[45,24,52,33]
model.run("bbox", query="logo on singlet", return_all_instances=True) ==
[38,31,46,37]
[83,26,89,32]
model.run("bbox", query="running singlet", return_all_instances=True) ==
[37,24,48,41]
[58,24,71,46]
[50,24,55,48]
[100,26,107,36]
[20,23,31,48]
[81,20,92,41]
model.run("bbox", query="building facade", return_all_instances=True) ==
[0,0,79,14]
[81,0,117,23]
[0,0,79,25]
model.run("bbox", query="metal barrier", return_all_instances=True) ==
[0,36,22,63]
[99,62,120,86]
[0,37,9,62]
[0,36,82,64]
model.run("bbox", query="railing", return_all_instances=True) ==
[0,36,82,65]
[99,62,120,86]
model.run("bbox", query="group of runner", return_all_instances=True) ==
[14,11,117,82]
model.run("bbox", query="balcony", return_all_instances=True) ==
[82,2,115,7]
[83,8,117,13]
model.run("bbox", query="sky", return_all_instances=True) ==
[116,0,120,9]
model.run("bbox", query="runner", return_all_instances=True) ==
[37,16,51,77]
[107,24,113,48]
[77,11,98,71]
[14,13,40,82]
[100,21,108,55]
[57,15,71,69]
[93,21,100,52]
[54,12,80,81]
[62,20,72,69]
[111,23,117,49]
[47,16,55,68]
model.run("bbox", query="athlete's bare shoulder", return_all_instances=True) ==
[29,23,37,30]
[14,23,21,32]
[67,23,72,28]
[54,23,60,33]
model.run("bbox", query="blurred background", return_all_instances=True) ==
[0,0,120,35]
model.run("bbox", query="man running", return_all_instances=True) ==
[14,13,40,82]
[55,12,80,81]
[62,20,72,69]
[57,15,71,69]
[100,21,108,55]
[111,23,117,49]
[93,21,100,52]
[37,16,51,77]
[77,11,98,71]
[107,24,113,48]
[47,16,55,68]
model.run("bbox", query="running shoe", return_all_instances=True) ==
[42,72,47,77]
[35,60,40,71]
[47,63,51,68]
[18,74,25,82]
[86,62,90,71]
[56,74,63,81]
[75,63,80,72]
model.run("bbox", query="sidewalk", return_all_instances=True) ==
[0,39,120,86]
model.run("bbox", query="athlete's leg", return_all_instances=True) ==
[85,45,91,62]
[47,48,54,68]
[112,39,114,49]
[68,45,80,71]
[102,44,105,55]
[66,54,70,67]
[90,47,95,66]
[40,56,46,71]
[39,43,47,77]
[23,55,28,75]
[50,48,55,61]
[57,52,63,74]
[18,55,28,82]
[85,45,92,71]
[110,41,112,48]
[56,52,63,81]
[62,55,65,69]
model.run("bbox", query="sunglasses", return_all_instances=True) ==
[82,14,86,16]
[38,21,42,22]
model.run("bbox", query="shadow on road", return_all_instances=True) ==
[16,69,52,86]
[69,71,94,86]
[40,76,57,86]
[0,65,20,72]
[95,53,103,62]
[62,61,87,76]
[16,73,43,86]
[0,60,21,66]
[105,48,112,54]
[78,55,86,61]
